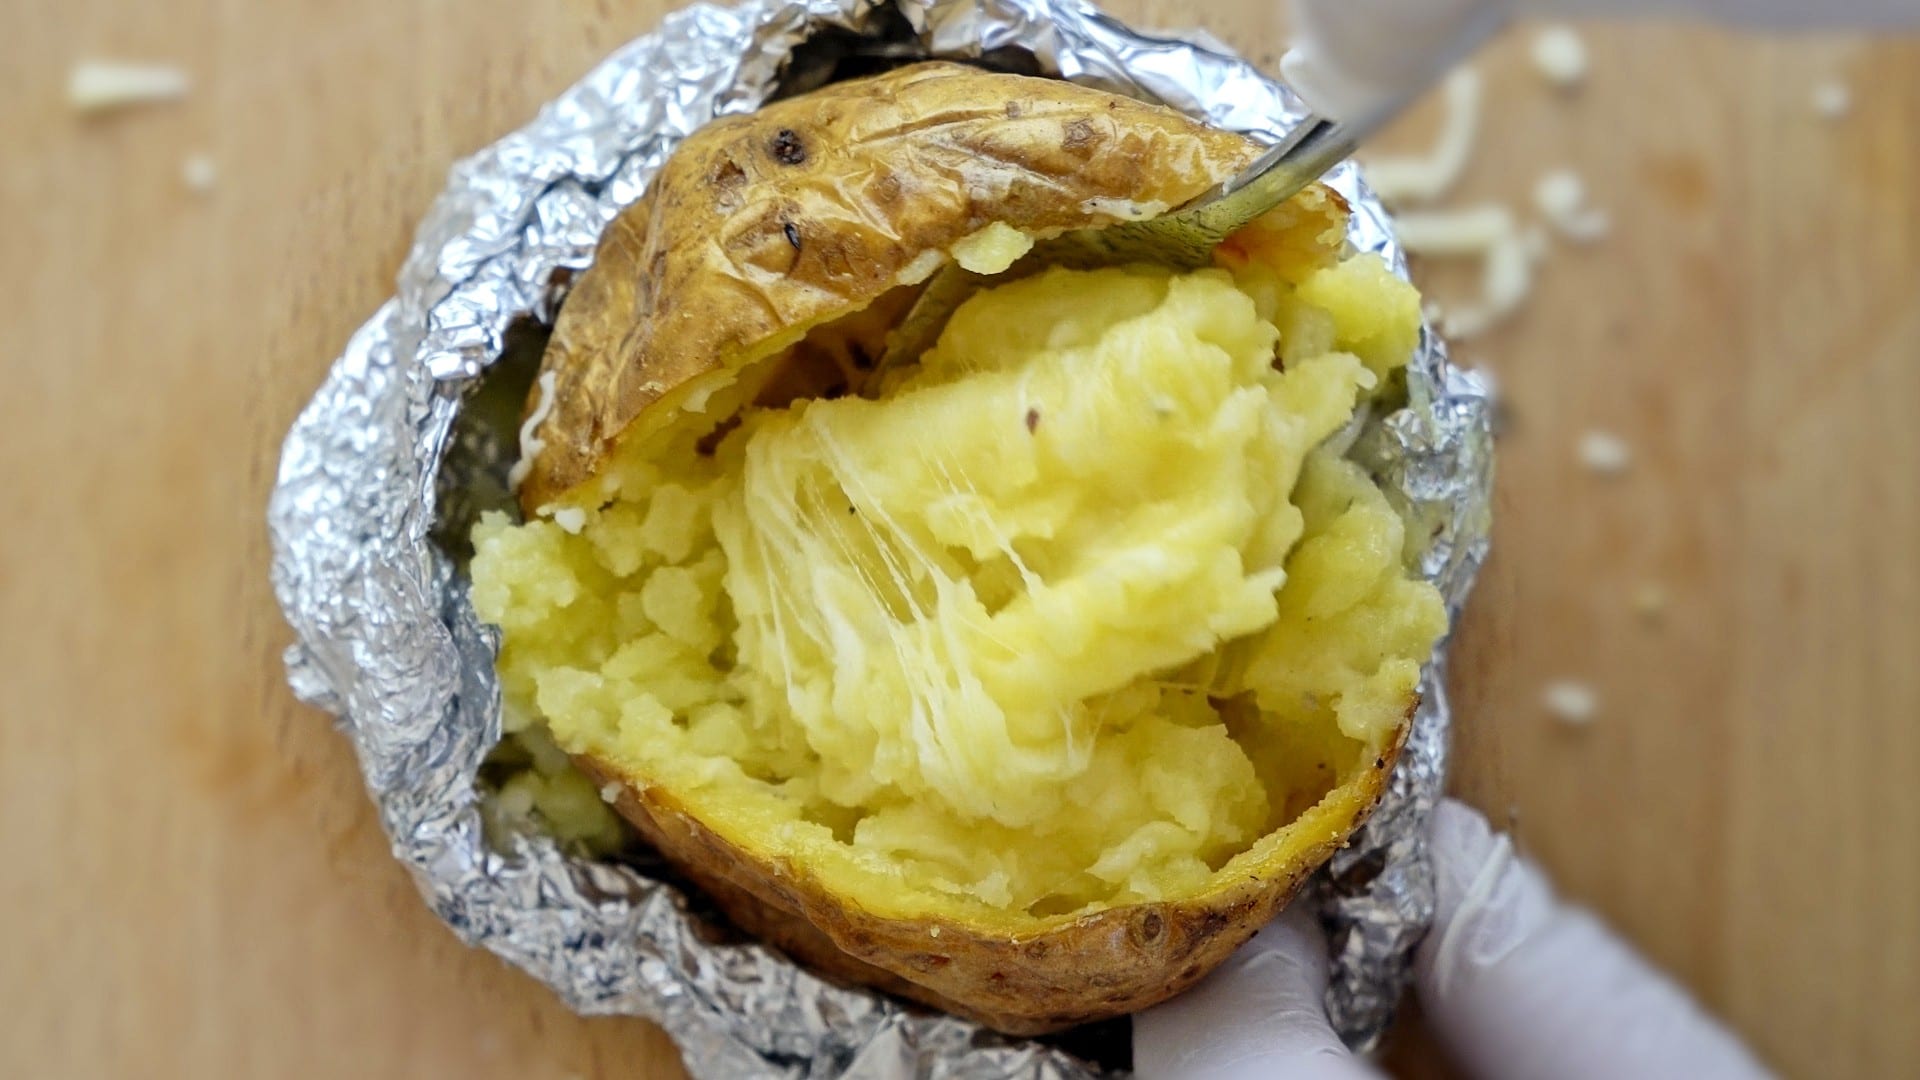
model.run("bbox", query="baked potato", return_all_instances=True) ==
[470,61,1446,1035]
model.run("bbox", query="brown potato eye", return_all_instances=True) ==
[770,127,807,165]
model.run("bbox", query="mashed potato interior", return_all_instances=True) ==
[471,235,1445,919]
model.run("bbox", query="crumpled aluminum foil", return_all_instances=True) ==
[267,1,1494,1075]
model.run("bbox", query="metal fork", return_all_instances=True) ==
[879,113,1360,367]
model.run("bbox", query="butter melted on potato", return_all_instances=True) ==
[472,236,1445,919]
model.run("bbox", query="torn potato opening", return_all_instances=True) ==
[470,209,1445,929]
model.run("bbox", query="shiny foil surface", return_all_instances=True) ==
[267,1,1495,1075]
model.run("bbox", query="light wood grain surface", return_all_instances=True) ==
[4,2,1915,1078]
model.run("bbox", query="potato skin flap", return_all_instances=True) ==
[520,62,1257,510]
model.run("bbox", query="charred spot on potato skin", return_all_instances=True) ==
[770,127,807,165]
[1005,100,1023,119]
[784,221,803,251]
[1182,909,1232,952]
[1135,910,1165,945]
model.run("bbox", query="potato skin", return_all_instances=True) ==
[576,718,1406,1036]
[519,62,1259,510]
[536,61,1414,1035]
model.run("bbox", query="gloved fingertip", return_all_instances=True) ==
[1428,799,1501,908]
[1415,799,1772,1080]
[1430,797,1497,859]
[1134,902,1382,1080]
[1251,896,1333,969]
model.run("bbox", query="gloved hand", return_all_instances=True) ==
[1284,0,1920,122]
[1134,799,1773,1079]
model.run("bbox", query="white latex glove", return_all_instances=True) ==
[1134,799,1773,1080]
[1285,0,1920,122]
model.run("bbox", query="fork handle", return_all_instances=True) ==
[1282,0,1506,125]
[1173,116,1361,245]
[1284,0,1920,125]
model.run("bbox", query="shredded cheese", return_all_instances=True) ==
[507,370,557,493]
[1530,26,1589,91]
[1542,680,1599,726]
[1812,79,1852,120]
[1427,829,1517,1000]
[68,61,189,113]
[1393,205,1514,257]
[181,152,217,194]
[1395,207,1543,341]
[1444,230,1536,341]
[1577,429,1631,475]
[1362,69,1483,207]
[1534,169,1611,244]
[1363,31,1611,344]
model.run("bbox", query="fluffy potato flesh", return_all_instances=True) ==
[470,231,1446,926]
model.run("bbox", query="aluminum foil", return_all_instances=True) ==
[268,1,1494,1075]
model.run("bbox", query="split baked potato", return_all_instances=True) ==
[470,61,1446,1035]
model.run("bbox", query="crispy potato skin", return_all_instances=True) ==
[533,61,1414,1034]
[576,717,1406,1035]
[520,61,1259,510]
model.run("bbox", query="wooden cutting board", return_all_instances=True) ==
[5,2,1915,1077]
